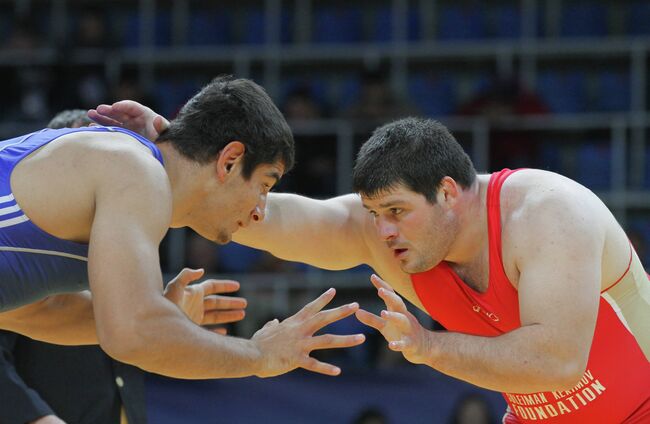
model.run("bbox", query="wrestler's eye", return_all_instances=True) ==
[369,210,378,217]
[390,208,403,216]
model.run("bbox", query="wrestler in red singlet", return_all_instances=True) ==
[412,169,650,423]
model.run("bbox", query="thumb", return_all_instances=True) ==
[171,268,205,287]
[263,318,280,328]
[153,115,170,135]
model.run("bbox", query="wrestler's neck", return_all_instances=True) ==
[158,142,211,227]
[444,175,490,266]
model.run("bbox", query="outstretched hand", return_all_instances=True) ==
[252,288,365,378]
[355,274,432,366]
[88,100,169,141]
[164,268,247,334]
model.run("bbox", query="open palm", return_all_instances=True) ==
[164,268,247,332]
[355,274,431,366]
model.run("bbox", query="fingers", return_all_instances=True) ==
[203,295,247,311]
[95,103,133,123]
[87,108,122,126]
[355,309,386,331]
[170,268,204,287]
[198,279,241,295]
[378,288,408,313]
[111,100,146,113]
[305,333,365,350]
[293,288,336,320]
[203,309,246,325]
[298,356,341,376]
[212,327,228,335]
[370,274,395,292]
[153,115,170,133]
[381,310,411,332]
[305,302,359,332]
[388,340,408,351]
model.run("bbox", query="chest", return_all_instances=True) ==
[448,255,490,294]
[411,261,522,336]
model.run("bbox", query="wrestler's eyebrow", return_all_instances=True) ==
[378,200,403,209]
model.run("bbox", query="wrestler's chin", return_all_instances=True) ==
[214,231,232,245]
[399,256,435,275]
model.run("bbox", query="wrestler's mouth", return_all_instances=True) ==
[393,248,408,259]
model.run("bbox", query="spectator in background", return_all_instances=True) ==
[76,73,109,110]
[344,67,418,124]
[5,17,42,50]
[65,8,112,110]
[3,15,51,123]
[112,76,155,109]
[449,393,496,424]
[457,76,549,170]
[11,68,51,122]
[281,84,337,198]
[73,8,111,49]
[283,85,324,122]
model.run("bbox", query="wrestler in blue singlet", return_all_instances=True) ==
[0,126,163,311]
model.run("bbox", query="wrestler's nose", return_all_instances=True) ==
[375,217,397,241]
[251,196,266,222]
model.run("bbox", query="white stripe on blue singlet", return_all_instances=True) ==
[0,215,29,229]
[0,131,42,154]
[0,193,15,205]
[0,246,87,261]
[0,204,20,216]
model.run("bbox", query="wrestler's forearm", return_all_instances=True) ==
[1,292,98,345]
[102,299,263,379]
[425,325,586,394]
[234,193,369,270]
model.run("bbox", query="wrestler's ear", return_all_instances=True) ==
[216,141,245,181]
[437,176,460,207]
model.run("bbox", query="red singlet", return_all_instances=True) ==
[411,169,650,423]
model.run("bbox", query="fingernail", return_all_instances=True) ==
[354,334,365,342]
[380,310,388,317]
[348,302,359,309]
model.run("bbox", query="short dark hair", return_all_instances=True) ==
[353,117,476,202]
[158,76,294,179]
[47,109,93,129]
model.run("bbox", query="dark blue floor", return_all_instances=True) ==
[146,365,506,423]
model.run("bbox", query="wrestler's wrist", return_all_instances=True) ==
[422,330,441,369]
